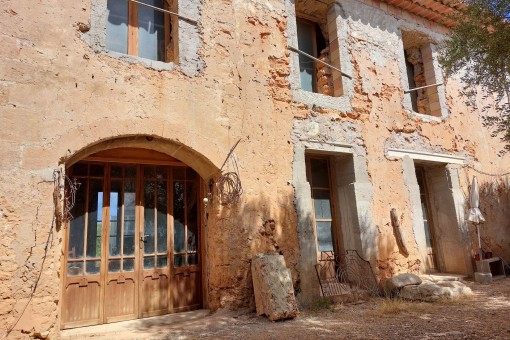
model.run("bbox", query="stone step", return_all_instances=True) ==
[419,273,468,282]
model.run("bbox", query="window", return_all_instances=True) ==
[306,156,337,255]
[402,30,442,117]
[106,0,176,63]
[297,19,328,94]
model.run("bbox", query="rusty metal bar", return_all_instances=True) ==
[288,45,352,80]
[405,82,443,93]
[127,0,198,24]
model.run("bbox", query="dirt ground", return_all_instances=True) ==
[61,278,510,340]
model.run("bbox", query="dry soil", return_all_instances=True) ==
[61,278,510,340]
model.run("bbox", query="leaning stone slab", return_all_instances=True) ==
[252,253,299,321]
[399,280,473,302]
[384,273,422,293]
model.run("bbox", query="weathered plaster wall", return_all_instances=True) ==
[2,0,510,337]
[0,0,299,337]
[289,0,510,297]
[466,173,510,264]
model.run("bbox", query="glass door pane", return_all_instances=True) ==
[172,168,200,268]
[142,166,169,269]
[123,177,136,270]
[87,177,103,275]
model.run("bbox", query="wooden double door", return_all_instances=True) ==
[62,158,202,329]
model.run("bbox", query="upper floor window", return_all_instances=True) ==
[297,18,329,94]
[106,0,176,63]
[402,30,443,117]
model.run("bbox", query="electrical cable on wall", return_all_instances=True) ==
[2,170,81,339]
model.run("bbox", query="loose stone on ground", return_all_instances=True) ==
[251,253,299,321]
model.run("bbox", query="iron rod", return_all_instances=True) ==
[127,0,198,24]
[405,82,443,93]
[288,46,352,79]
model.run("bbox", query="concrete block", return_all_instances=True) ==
[252,253,298,321]
[476,258,505,276]
[474,272,493,284]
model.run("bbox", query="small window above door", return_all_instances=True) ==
[106,0,176,63]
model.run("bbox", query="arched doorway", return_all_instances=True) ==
[61,148,204,329]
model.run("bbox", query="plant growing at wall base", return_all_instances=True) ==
[438,0,510,151]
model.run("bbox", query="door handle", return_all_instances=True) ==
[140,234,150,243]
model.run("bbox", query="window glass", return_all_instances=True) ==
[123,258,135,271]
[310,158,330,188]
[297,20,315,92]
[316,221,334,252]
[106,0,128,54]
[156,255,168,268]
[69,178,86,259]
[90,164,104,177]
[313,189,332,219]
[67,262,83,276]
[405,57,419,112]
[109,259,121,273]
[157,181,168,253]
[86,179,103,259]
[111,166,123,178]
[123,179,136,256]
[144,181,155,254]
[307,156,336,255]
[72,163,88,177]
[86,260,101,274]
[188,253,198,265]
[144,256,155,269]
[109,182,122,257]
[186,181,198,252]
[174,254,185,267]
[173,182,185,252]
[138,0,166,61]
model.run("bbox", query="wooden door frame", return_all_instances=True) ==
[415,165,439,272]
[61,153,205,329]
[305,154,343,260]
[60,165,104,329]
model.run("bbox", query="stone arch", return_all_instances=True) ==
[63,135,220,179]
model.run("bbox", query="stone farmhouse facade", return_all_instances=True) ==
[1,0,510,338]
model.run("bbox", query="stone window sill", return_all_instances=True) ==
[293,89,352,112]
[407,110,444,123]
[104,51,176,72]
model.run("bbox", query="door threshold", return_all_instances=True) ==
[60,309,211,339]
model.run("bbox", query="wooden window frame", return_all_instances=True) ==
[415,165,438,271]
[296,17,319,94]
[121,0,176,63]
[305,155,342,258]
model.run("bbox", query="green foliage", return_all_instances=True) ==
[310,297,334,312]
[438,0,510,150]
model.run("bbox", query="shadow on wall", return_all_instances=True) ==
[375,215,422,281]
[202,190,301,311]
[129,193,303,333]
[466,175,510,262]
